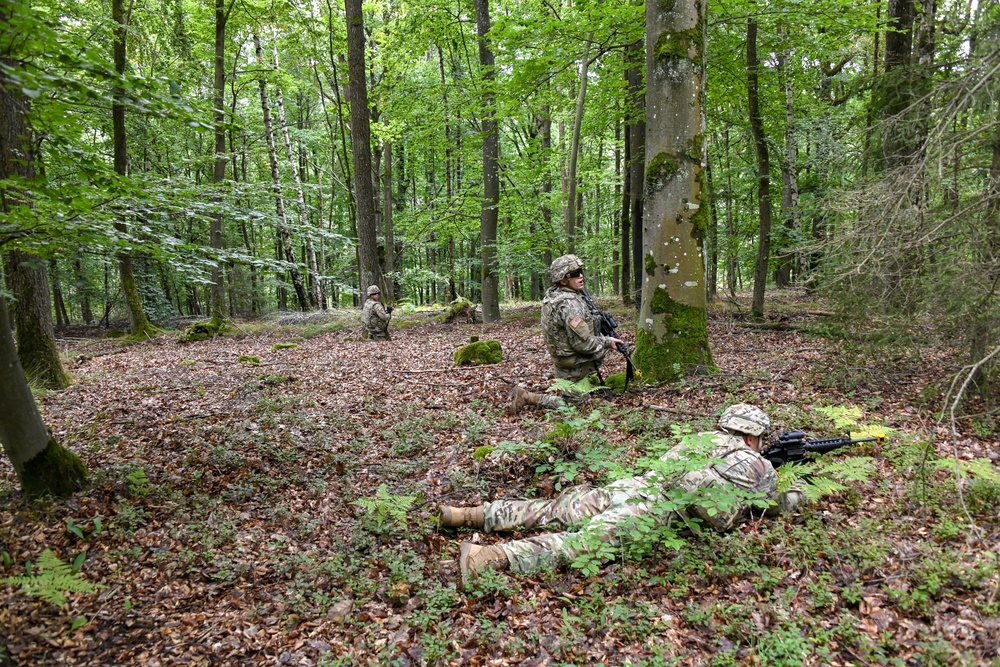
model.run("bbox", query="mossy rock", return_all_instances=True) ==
[454,339,503,366]
[441,298,481,324]
[238,355,260,365]
[181,320,228,343]
[605,372,627,393]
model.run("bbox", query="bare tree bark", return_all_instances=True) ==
[383,139,395,302]
[113,0,156,335]
[747,18,774,318]
[475,0,500,322]
[210,0,234,322]
[626,39,645,309]
[343,0,383,295]
[566,29,595,251]
[774,46,800,287]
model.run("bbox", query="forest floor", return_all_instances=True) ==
[1,290,999,667]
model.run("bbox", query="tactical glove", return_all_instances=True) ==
[385,304,394,314]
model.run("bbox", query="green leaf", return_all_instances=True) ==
[69,616,87,633]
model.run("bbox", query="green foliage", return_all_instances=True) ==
[354,484,416,529]
[125,468,149,496]
[929,457,999,482]
[1,549,102,607]
[237,355,261,365]
[272,343,299,351]
[453,340,502,366]
[181,321,227,343]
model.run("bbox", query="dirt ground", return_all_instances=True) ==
[2,292,998,666]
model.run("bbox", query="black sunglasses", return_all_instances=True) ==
[566,268,584,279]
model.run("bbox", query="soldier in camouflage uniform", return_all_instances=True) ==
[439,404,807,590]
[361,285,393,340]
[508,255,623,414]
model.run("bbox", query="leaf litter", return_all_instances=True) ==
[1,295,998,666]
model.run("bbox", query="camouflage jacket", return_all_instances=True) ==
[361,299,390,337]
[540,286,613,379]
[610,431,779,532]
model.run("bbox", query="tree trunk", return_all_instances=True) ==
[383,139,395,302]
[0,284,86,496]
[272,40,321,309]
[747,18,773,318]
[475,0,500,322]
[112,0,155,336]
[774,47,799,288]
[343,0,383,294]
[620,121,631,304]
[210,0,231,322]
[566,30,595,252]
[253,33,309,311]
[50,259,70,329]
[627,39,645,309]
[634,0,714,382]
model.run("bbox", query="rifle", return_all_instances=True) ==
[580,289,637,390]
[761,430,887,468]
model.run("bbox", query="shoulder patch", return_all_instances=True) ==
[569,316,583,329]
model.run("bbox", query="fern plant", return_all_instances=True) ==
[355,484,416,528]
[2,549,102,606]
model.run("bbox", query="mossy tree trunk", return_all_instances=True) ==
[6,251,70,389]
[633,0,713,383]
[0,297,87,497]
[0,63,70,390]
[475,0,500,323]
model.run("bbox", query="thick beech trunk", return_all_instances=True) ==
[626,40,645,309]
[0,277,86,497]
[475,0,500,322]
[634,0,714,382]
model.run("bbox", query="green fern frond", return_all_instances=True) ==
[815,406,863,430]
[1,549,101,607]
[548,377,603,395]
[811,456,875,483]
[930,457,1000,481]
[355,484,415,528]
[802,476,848,501]
[776,462,816,493]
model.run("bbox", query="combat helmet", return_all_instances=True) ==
[718,403,771,437]
[549,254,584,284]
[367,285,381,296]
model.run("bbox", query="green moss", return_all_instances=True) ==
[20,437,88,498]
[687,133,704,161]
[238,355,260,365]
[605,372,627,392]
[646,151,681,193]
[441,298,478,324]
[472,446,495,462]
[181,319,228,343]
[658,0,676,12]
[653,27,701,63]
[634,289,714,382]
[454,339,503,366]
[645,253,658,276]
[272,343,298,351]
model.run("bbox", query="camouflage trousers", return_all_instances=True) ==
[484,477,668,575]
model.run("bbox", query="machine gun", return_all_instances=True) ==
[761,430,886,468]
[580,289,637,390]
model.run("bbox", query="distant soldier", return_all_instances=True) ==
[508,254,623,414]
[438,404,807,590]
[361,285,393,341]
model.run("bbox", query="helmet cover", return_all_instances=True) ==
[367,285,381,296]
[549,254,584,284]
[718,403,771,437]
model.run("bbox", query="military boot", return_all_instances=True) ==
[507,385,540,416]
[438,505,485,529]
[458,542,509,591]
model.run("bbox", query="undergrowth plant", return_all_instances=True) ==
[354,484,417,529]
[1,549,103,606]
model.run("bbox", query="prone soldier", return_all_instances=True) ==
[439,404,807,590]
